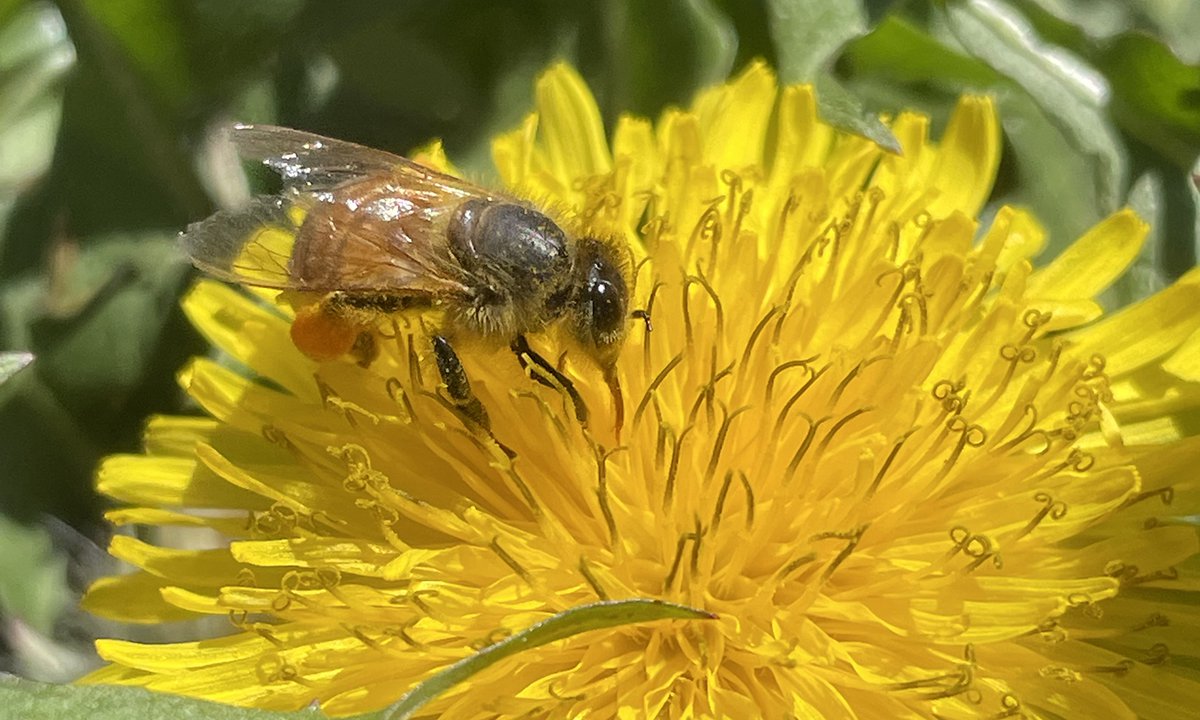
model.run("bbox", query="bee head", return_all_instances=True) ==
[569,237,630,368]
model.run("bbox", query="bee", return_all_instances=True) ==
[182,124,645,434]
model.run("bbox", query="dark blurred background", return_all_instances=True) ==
[0,0,1196,686]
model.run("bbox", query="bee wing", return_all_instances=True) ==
[182,125,499,295]
[181,194,302,289]
[228,123,493,197]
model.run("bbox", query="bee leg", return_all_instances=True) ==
[432,335,490,430]
[511,334,588,426]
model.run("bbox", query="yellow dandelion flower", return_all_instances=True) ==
[82,62,1200,718]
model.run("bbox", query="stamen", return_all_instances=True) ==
[775,552,817,582]
[663,534,689,591]
[632,254,654,292]
[738,471,755,529]
[704,404,750,482]
[384,377,415,423]
[1081,660,1135,677]
[640,213,668,250]
[990,343,1038,403]
[1067,593,1105,618]
[547,679,586,703]
[501,464,541,518]
[765,356,820,404]
[811,525,868,580]
[682,272,725,348]
[406,334,423,388]
[662,425,694,510]
[689,516,705,576]
[385,618,424,648]
[348,624,385,652]
[684,203,722,268]
[898,291,929,337]
[1020,309,1052,343]
[489,537,531,581]
[937,417,987,481]
[865,431,913,498]
[996,404,1052,454]
[1014,491,1069,539]
[252,624,284,647]
[1130,612,1169,632]
[642,281,666,372]
[470,627,514,651]
[784,415,828,481]
[595,446,623,544]
[815,407,873,456]
[578,556,609,600]
[1041,341,1064,383]
[988,696,1017,715]
[633,352,684,429]
[687,355,734,428]
[511,389,570,444]
[1143,642,1170,665]
[772,367,828,441]
[663,527,704,592]
[891,645,978,701]
[1124,567,1179,587]
[741,305,784,367]
[882,221,901,262]
[261,424,296,452]
[711,470,734,530]
[261,658,301,685]
[1122,486,1174,508]
[931,376,969,415]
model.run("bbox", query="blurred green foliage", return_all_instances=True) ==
[0,0,1197,707]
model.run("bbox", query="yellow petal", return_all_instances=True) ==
[693,61,777,171]
[1163,325,1200,381]
[535,63,611,182]
[1028,209,1149,300]
[1068,268,1200,376]
[770,84,832,180]
[927,95,1000,218]
[81,572,201,623]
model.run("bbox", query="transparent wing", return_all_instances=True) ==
[181,195,301,289]
[180,124,511,295]
[228,123,496,198]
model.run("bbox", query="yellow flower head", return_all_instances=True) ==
[83,63,1200,718]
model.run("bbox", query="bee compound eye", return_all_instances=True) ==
[587,278,625,342]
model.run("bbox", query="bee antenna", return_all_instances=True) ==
[631,309,652,333]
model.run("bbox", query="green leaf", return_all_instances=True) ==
[0,3,72,260]
[607,0,737,117]
[942,0,1127,213]
[991,90,1110,257]
[23,233,191,410]
[1192,158,1200,265]
[0,350,32,386]
[765,0,899,153]
[0,677,308,720]
[814,74,902,154]
[48,0,210,235]
[767,0,866,81]
[1018,0,1200,64]
[841,15,1002,88]
[1097,32,1200,167]
[0,516,68,635]
[76,0,191,109]
[383,599,716,720]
